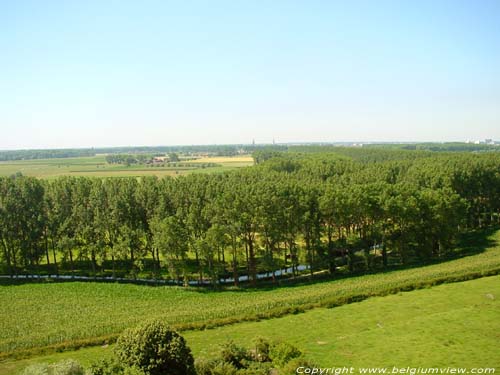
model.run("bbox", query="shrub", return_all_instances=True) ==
[237,361,273,375]
[218,341,250,369]
[114,320,195,375]
[86,358,128,375]
[194,358,216,375]
[209,361,238,375]
[269,342,302,367]
[20,363,49,375]
[21,360,84,375]
[249,337,271,362]
[51,360,84,375]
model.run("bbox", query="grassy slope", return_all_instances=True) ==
[1,275,498,374]
[1,230,500,358]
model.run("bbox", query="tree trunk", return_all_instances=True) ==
[155,248,161,275]
[327,225,336,274]
[232,239,239,287]
[1,240,13,277]
[91,248,97,278]
[45,235,51,275]
[111,252,116,279]
[382,241,388,268]
[52,242,59,276]
[151,247,157,277]
[68,249,75,277]
[247,234,257,287]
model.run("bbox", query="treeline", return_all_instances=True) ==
[0,144,284,161]
[1,149,499,286]
[365,142,499,152]
[0,149,96,161]
[105,154,157,165]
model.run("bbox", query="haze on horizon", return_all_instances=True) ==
[1,0,499,150]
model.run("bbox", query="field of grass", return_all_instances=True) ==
[0,155,253,178]
[1,229,500,360]
[1,275,498,374]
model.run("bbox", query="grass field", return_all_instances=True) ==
[1,229,500,360]
[0,155,254,178]
[1,275,498,374]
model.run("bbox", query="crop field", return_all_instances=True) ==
[1,230,500,360]
[0,155,253,178]
[183,275,500,369]
[2,275,498,374]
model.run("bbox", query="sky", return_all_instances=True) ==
[1,0,499,150]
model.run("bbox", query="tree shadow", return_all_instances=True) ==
[1,227,498,291]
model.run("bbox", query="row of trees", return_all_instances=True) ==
[105,153,181,165]
[1,149,499,286]
[0,144,281,161]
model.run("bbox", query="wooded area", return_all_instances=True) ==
[1,147,499,286]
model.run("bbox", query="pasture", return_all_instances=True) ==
[1,275,498,374]
[1,229,500,359]
[0,155,253,178]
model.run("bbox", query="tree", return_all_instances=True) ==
[168,153,180,162]
[115,320,195,375]
[152,215,189,284]
[0,176,46,276]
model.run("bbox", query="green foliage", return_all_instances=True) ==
[9,276,499,374]
[20,360,84,375]
[2,146,500,360]
[86,358,126,375]
[268,341,302,367]
[114,320,195,375]
[196,337,296,375]
[217,341,250,369]
[249,337,271,362]
[20,364,49,375]
[207,362,238,375]
[1,230,500,357]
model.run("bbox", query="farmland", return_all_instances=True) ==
[0,155,254,179]
[1,229,500,360]
[1,275,498,374]
[1,147,500,373]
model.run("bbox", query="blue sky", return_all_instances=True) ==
[1,0,499,149]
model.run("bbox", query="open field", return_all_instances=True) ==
[1,275,498,374]
[0,155,253,178]
[1,230,500,360]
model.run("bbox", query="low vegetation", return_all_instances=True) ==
[1,229,499,359]
[9,276,500,374]
[20,320,308,375]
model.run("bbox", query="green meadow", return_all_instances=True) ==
[1,275,498,374]
[1,229,500,361]
[0,155,253,178]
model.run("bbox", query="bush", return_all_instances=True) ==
[21,360,84,375]
[114,320,195,375]
[20,364,49,375]
[218,341,250,369]
[86,358,131,375]
[237,361,273,375]
[194,358,239,375]
[209,362,238,375]
[248,337,271,362]
[51,360,84,375]
[269,342,302,367]
[194,358,216,375]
